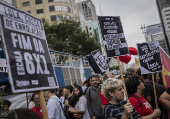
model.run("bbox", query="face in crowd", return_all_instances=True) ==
[74,88,80,96]
[110,86,124,102]
[34,94,40,107]
[92,76,100,88]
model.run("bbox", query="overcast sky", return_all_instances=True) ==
[91,0,161,64]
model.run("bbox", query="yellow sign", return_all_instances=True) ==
[135,58,140,67]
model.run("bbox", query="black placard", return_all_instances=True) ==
[0,1,58,93]
[137,41,162,74]
[98,16,129,57]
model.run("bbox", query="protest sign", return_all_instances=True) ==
[137,41,162,75]
[0,59,8,72]
[91,49,109,73]
[98,16,129,57]
[0,1,58,93]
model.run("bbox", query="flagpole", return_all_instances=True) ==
[117,57,133,119]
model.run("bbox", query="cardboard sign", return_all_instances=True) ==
[98,16,129,57]
[91,49,109,73]
[0,59,8,72]
[137,41,162,74]
[0,1,58,93]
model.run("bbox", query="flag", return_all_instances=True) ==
[86,56,102,74]
[80,59,86,83]
[160,47,170,89]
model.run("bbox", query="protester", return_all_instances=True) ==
[154,72,163,85]
[87,76,92,88]
[3,100,11,113]
[82,80,88,93]
[59,88,67,109]
[86,74,103,119]
[0,97,9,117]
[126,76,161,118]
[100,73,109,109]
[7,109,41,119]
[29,94,35,109]
[102,78,141,119]
[30,93,43,119]
[136,69,168,119]
[160,87,170,110]
[55,88,60,98]
[69,85,90,119]
[44,89,66,119]
[64,85,76,119]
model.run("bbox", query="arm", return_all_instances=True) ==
[160,91,170,110]
[65,99,75,109]
[141,108,161,119]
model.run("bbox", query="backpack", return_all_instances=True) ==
[129,95,142,107]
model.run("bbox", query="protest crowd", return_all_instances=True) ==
[1,0,170,119]
[1,70,170,119]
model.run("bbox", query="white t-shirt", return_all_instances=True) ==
[47,96,60,119]
[75,96,90,119]
[28,101,35,109]
[59,97,65,109]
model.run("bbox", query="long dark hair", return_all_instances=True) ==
[74,85,83,103]
[87,76,92,87]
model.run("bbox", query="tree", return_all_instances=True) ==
[110,66,119,70]
[43,18,101,56]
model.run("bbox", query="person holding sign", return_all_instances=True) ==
[126,76,161,119]
[102,78,141,119]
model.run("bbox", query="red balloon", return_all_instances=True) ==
[128,47,138,55]
[114,55,131,64]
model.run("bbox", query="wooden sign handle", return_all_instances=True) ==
[117,57,133,119]
[152,73,158,109]
[39,90,49,119]
[26,93,29,109]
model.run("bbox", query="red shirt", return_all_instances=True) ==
[129,94,153,117]
[30,106,43,119]
[100,90,109,105]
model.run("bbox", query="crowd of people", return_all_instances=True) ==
[1,68,170,119]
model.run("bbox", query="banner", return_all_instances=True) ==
[98,16,129,57]
[86,56,102,74]
[0,59,8,72]
[91,49,109,73]
[0,1,58,93]
[80,59,86,83]
[137,41,162,74]
[160,47,170,89]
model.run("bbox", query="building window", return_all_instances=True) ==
[27,11,31,13]
[89,27,91,30]
[49,5,72,14]
[22,2,29,7]
[48,0,71,5]
[36,9,44,14]
[50,15,72,21]
[35,0,42,4]
[165,13,170,16]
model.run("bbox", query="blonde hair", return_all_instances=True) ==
[102,78,122,100]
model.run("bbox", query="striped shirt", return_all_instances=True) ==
[103,101,141,119]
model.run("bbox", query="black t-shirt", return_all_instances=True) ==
[64,95,76,119]
[166,87,170,95]
[143,81,166,110]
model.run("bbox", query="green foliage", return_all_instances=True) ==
[126,67,133,72]
[43,18,101,56]
[110,65,119,70]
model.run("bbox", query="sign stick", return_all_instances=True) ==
[39,90,49,119]
[152,73,158,109]
[26,93,29,109]
[117,57,133,119]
